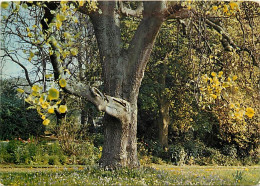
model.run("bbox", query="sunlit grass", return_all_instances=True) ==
[0,164,259,185]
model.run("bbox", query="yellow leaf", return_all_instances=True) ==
[45,74,53,79]
[59,78,67,88]
[223,4,228,13]
[59,105,67,113]
[56,20,62,30]
[70,48,78,56]
[17,88,24,93]
[48,88,59,100]
[78,0,85,7]
[211,72,217,77]
[48,107,55,114]
[32,85,40,92]
[30,51,34,58]
[229,2,238,10]
[28,32,33,37]
[218,71,223,77]
[1,2,9,9]
[56,13,66,22]
[210,94,217,99]
[43,119,50,126]
[64,32,71,39]
[245,107,255,118]
[41,102,49,109]
[212,6,218,11]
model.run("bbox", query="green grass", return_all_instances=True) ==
[0,164,259,185]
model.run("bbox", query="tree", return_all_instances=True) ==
[44,1,190,168]
[2,1,258,168]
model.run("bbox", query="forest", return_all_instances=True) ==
[0,1,259,185]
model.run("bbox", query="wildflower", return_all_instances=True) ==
[43,119,50,125]
[245,168,249,172]
[48,88,59,100]
[59,105,67,113]
[59,78,67,87]
[245,107,255,118]
[218,71,223,77]
[41,115,46,120]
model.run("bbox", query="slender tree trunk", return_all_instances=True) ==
[158,96,170,148]
[157,62,169,148]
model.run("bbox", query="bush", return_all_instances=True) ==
[0,79,44,140]
[169,144,187,166]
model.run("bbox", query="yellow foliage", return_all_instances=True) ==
[48,88,59,100]
[245,107,255,118]
[28,32,33,37]
[59,78,67,88]
[43,119,50,126]
[41,102,49,109]
[59,105,67,113]
[56,13,66,22]
[70,48,78,56]
[211,72,217,77]
[212,6,218,11]
[78,0,85,7]
[32,85,41,92]
[229,2,238,10]
[48,107,55,114]
[17,88,24,93]
[45,74,53,79]
[1,2,9,9]
[56,20,62,30]
[223,4,228,13]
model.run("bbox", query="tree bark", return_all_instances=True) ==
[157,62,170,148]
[88,1,166,168]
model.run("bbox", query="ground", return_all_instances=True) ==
[0,164,259,185]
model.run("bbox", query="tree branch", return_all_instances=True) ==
[4,51,33,86]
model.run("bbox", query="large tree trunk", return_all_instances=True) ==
[88,2,165,168]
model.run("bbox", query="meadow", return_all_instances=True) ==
[0,164,259,185]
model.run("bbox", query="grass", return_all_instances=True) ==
[0,164,259,185]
